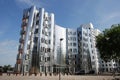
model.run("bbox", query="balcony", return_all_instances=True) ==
[21,35,25,40]
[17,54,22,59]
[21,22,27,27]
[19,38,24,43]
[36,16,39,21]
[18,48,23,53]
[23,13,29,19]
[43,21,48,27]
[44,12,48,21]
[22,26,27,31]
[18,44,23,50]
[16,59,21,64]
[20,30,26,35]
[22,18,28,23]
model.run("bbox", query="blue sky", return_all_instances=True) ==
[0,0,120,66]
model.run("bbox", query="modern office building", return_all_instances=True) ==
[77,23,101,74]
[100,59,119,72]
[15,6,119,75]
[66,28,78,74]
[15,6,55,74]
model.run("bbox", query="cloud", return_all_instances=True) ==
[94,8,120,30]
[98,12,120,24]
[0,40,18,66]
[86,0,120,30]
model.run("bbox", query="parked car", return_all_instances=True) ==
[74,70,85,75]
[87,70,95,74]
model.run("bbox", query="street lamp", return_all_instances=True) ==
[59,38,63,80]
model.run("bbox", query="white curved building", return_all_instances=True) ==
[15,6,120,75]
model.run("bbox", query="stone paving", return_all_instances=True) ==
[0,74,119,80]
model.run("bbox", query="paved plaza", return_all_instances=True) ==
[0,74,119,80]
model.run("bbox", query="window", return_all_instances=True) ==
[68,37,72,40]
[26,65,28,71]
[42,29,45,34]
[75,55,76,58]
[68,43,72,46]
[45,32,48,36]
[85,33,87,36]
[48,24,51,29]
[41,66,44,72]
[45,57,47,62]
[102,61,104,63]
[90,39,92,42]
[34,29,38,34]
[68,48,72,53]
[91,44,92,48]
[106,68,108,72]
[92,56,94,59]
[27,44,30,49]
[73,37,76,41]
[25,55,28,60]
[75,61,76,64]
[33,46,37,51]
[102,64,104,67]
[113,60,115,62]
[73,49,77,53]
[34,37,38,42]
[106,64,107,66]
[45,40,48,44]
[49,32,51,36]
[73,32,76,35]
[68,31,72,35]
[109,64,111,66]
[41,38,50,44]
[83,37,88,41]
[47,48,51,52]
[41,47,45,52]
[42,29,48,36]
[73,43,76,46]
[36,13,39,17]
[92,50,94,53]
[36,20,39,25]
[110,68,112,71]
[48,66,50,72]
[41,38,45,43]
[83,48,87,53]
[40,56,44,61]
[48,40,51,44]
[47,57,50,61]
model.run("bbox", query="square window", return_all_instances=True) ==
[73,43,76,46]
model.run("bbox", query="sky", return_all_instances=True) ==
[0,0,120,66]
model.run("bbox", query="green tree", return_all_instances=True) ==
[96,24,120,62]
[3,65,12,73]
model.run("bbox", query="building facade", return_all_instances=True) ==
[15,6,55,74]
[66,28,78,74]
[15,6,119,75]
[77,23,101,74]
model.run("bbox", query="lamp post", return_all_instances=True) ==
[59,38,63,80]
